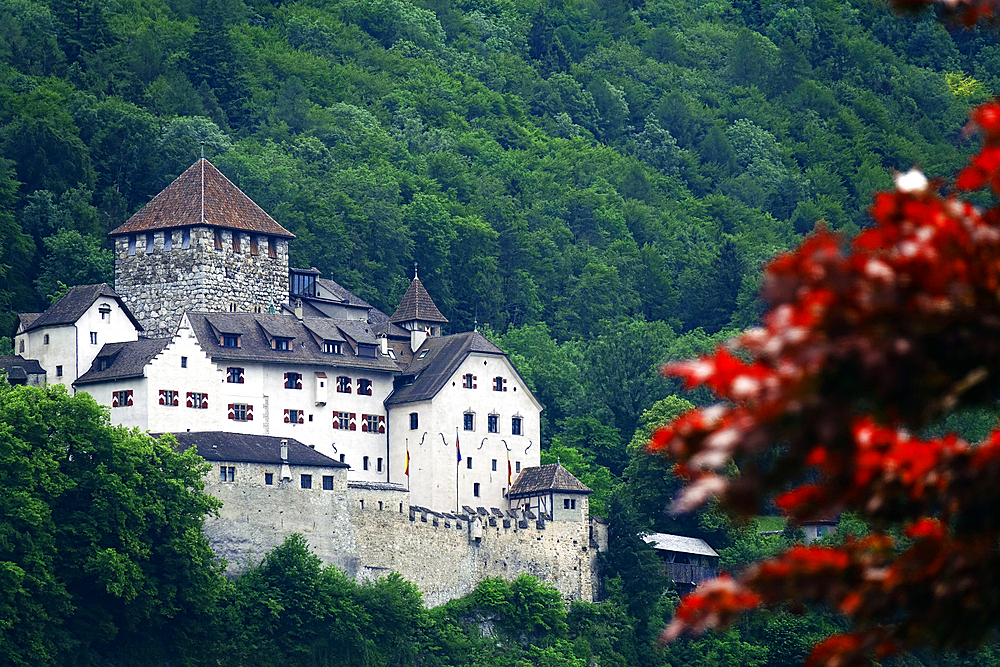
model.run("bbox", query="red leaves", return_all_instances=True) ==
[652,99,1000,665]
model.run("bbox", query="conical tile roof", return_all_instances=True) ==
[389,276,448,324]
[109,159,293,238]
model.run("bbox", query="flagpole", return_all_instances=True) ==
[405,438,409,492]
[456,427,460,513]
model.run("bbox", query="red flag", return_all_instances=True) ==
[405,445,410,476]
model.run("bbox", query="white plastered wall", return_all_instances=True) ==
[388,352,541,513]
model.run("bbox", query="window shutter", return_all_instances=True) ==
[202,393,209,409]
[349,412,357,431]
[112,392,119,408]
[503,378,508,392]
[186,392,194,408]
[361,413,368,432]
[298,411,304,424]
[283,372,288,385]
[159,389,165,405]
[332,411,340,429]
[296,375,302,390]
[172,392,179,406]
[127,390,133,406]
[378,415,386,434]
[238,368,245,383]
[228,404,235,420]
[284,409,290,423]
[473,375,477,389]
[246,404,253,421]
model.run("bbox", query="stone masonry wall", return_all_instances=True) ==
[114,227,289,338]
[203,469,599,606]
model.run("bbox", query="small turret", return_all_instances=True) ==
[389,266,448,352]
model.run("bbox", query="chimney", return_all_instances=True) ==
[280,439,288,461]
[379,334,388,356]
[280,439,292,481]
[294,299,303,320]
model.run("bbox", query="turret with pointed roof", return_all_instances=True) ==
[111,158,293,337]
[389,270,448,352]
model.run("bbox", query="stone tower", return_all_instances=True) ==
[110,159,294,337]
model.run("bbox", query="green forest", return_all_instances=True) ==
[3,0,1000,662]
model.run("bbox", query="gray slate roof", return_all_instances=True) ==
[25,284,143,333]
[642,533,720,558]
[189,312,399,372]
[17,313,41,332]
[166,431,346,467]
[0,355,46,381]
[316,277,375,309]
[74,338,171,384]
[389,277,448,324]
[384,331,506,405]
[508,464,592,499]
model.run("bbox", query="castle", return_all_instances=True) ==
[13,159,606,604]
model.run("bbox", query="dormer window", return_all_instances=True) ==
[357,378,372,396]
[221,334,240,348]
[418,350,429,359]
[323,341,342,354]
[274,337,292,351]
[357,343,377,358]
[97,357,111,371]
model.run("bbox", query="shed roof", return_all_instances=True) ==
[24,284,142,333]
[384,331,507,405]
[74,338,171,384]
[642,533,720,558]
[165,431,346,467]
[389,276,448,324]
[110,159,293,238]
[508,464,592,499]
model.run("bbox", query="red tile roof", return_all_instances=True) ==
[109,159,294,238]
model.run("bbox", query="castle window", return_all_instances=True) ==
[467,457,473,470]
[364,414,378,433]
[268,237,277,259]
[337,376,351,393]
[181,356,187,368]
[220,466,235,482]
[230,403,250,421]
[512,417,522,436]
[323,475,334,490]
[339,454,345,463]
[182,228,190,249]
[409,412,418,430]
[300,474,312,489]
[323,340,341,354]
[99,305,111,320]
[274,337,291,351]
[494,376,507,391]
[265,472,273,485]
[232,233,241,253]
[98,357,111,371]
[221,334,240,348]
[188,392,208,409]
[463,373,475,389]
[564,499,576,510]
[363,456,370,471]
[114,389,132,407]
[357,343,377,358]
[227,367,245,383]
[90,332,97,345]
[44,334,49,345]
[335,411,349,429]
[214,229,223,250]
[492,459,497,471]
[357,378,372,395]
[250,236,259,255]
[473,482,480,497]
[163,231,172,251]
[286,409,303,424]
[56,365,63,377]
[285,372,302,389]
[146,234,154,253]
[377,458,383,472]
[128,235,136,255]
[463,412,474,431]
[488,415,498,433]
[159,390,178,406]
[516,461,521,473]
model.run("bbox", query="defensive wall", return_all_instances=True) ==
[201,466,604,606]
